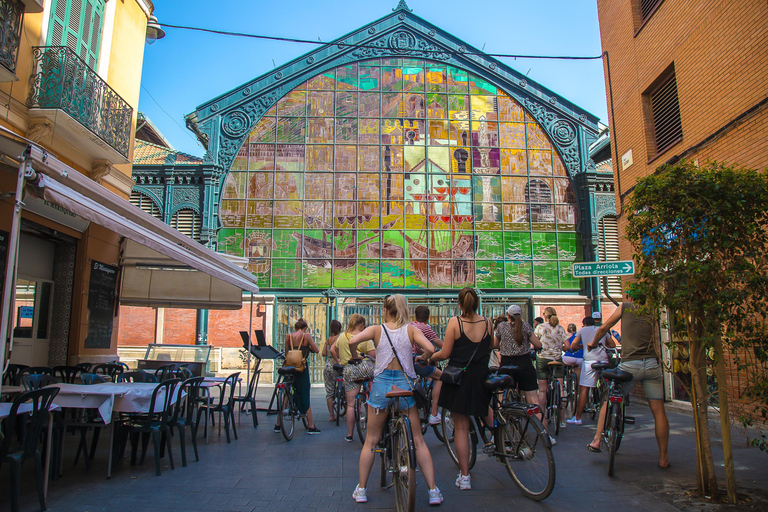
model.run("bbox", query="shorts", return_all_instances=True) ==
[536,357,564,381]
[500,355,538,392]
[323,360,341,400]
[580,359,607,387]
[562,355,583,366]
[343,359,375,392]
[619,358,664,400]
[368,369,416,410]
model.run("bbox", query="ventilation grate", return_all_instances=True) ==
[171,209,202,242]
[649,71,682,155]
[130,191,162,221]
[640,0,663,22]
[598,216,623,299]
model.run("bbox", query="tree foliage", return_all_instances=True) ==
[624,161,768,499]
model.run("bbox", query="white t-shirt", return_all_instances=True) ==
[576,325,610,362]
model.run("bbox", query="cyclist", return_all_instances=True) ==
[495,305,542,410]
[410,305,444,425]
[534,307,567,431]
[322,319,342,422]
[567,315,615,426]
[348,294,443,506]
[332,314,373,442]
[430,288,495,491]
[587,297,669,469]
[273,319,321,435]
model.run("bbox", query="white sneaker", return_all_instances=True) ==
[549,435,557,446]
[455,473,471,490]
[566,416,582,425]
[428,413,441,425]
[428,487,443,505]
[352,484,368,503]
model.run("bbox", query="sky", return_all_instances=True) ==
[139,0,608,157]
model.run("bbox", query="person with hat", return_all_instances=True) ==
[494,305,542,417]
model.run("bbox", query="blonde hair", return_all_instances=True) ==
[543,306,560,327]
[345,314,366,334]
[384,294,409,328]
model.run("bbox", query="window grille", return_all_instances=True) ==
[640,0,663,23]
[171,209,201,241]
[597,216,622,298]
[129,191,162,221]
[526,179,554,222]
[648,70,682,156]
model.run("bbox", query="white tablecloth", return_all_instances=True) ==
[0,402,60,419]
[50,382,173,423]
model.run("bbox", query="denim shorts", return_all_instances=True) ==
[368,369,416,410]
[619,358,664,400]
[414,363,436,378]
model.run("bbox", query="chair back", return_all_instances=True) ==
[175,366,193,381]
[147,379,181,426]
[74,362,92,372]
[172,376,204,426]
[155,364,177,382]
[21,374,59,391]
[219,372,240,407]
[19,366,53,379]
[53,365,82,384]
[0,387,59,461]
[3,363,28,385]
[92,363,124,380]
[117,371,156,383]
[111,361,130,371]
[80,373,106,385]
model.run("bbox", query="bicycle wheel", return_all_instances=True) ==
[566,371,577,417]
[440,408,477,470]
[499,408,555,501]
[392,417,417,512]
[588,388,598,420]
[607,402,621,477]
[380,440,388,488]
[334,383,343,426]
[553,381,562,436]
[277,388,295,441]
[355,393,368,445]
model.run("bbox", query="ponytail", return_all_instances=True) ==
[514,315,523,345]
[544,306,559,327]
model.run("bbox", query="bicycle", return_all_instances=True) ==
[544,361,564,436]
[440,366,556,501]
[331,363,347,427]
[374,387,418,512]
[275,365,308,441]
[563,362,579,417]
[590,362,634,476]
[412,361,445,442]
[354,377,372,445]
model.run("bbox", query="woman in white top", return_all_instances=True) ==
[347,294,443,506]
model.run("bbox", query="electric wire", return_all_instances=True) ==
[140,84,203,147]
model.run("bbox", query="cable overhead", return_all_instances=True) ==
[157,23,603,61]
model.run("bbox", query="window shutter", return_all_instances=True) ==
[130,191,163,221]
[171,209,202,242]
[48,0,69,47]
[597,216,622,298]
[640,0,663,22]
[47,0,104,70]
[649,71,682,156]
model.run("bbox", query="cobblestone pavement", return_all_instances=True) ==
[3,387,766,512]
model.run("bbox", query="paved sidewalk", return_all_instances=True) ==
[2,387,766,511]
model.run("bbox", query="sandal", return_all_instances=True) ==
[658,462,671,469]
[587,444,602,453]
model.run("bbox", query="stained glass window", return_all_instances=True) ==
[218,59,580,290]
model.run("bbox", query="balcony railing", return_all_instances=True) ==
[27,46,132,159]
[0,0,24,77]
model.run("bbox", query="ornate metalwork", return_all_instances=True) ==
[595,194,616,220]
[523,98,581,176]
[350,29,450,61]
[0,0,23,75]
[393,0,412,12]
[26,47,132,159]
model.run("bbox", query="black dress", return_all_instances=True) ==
[438,316,492,417]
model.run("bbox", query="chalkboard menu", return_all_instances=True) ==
[0,230,7,299]
[85,260,119,349]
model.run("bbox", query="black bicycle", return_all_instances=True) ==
[375,387,418,512]
[591,362,633,476]
[563,362,579,417]
[412,361,445,442]
[354,377,372,445]
[440,366,556,500]
[331,363,347,427]
[275,366,308,441]
[544,361,564,436]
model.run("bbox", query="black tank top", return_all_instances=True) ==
[449,316,492,367]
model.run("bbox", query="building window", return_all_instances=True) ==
[644,66,682,159]
[526,179,554,223]
[171,209,201,242]
[639,0,664,24]
[129,191,162,220]
[597,215,622,298]
[47,0,105,70]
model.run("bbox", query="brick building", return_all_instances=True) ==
[596,0,768,407]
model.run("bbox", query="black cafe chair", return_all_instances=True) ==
[2,364,28,386]
[92,363,124,381]
[21,374,59,391]
[117,371,157,383]
[168,377,204,467]
[233,370,261,428]
[196,372,240,443]
[52,366,82,384]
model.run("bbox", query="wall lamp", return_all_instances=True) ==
[146,15,166,45]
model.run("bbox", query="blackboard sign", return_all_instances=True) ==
[0,229,8,299]
[85,260,119,349]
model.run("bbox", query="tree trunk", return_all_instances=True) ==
[689,338,718,496]
[713,331,737,503]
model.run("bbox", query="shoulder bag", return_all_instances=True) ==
[283,333,307,372]
[440,317,483,386]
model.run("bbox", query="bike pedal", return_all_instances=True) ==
[624,416,636,424]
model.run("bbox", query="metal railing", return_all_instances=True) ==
[27,46,132,158]
[0,0,23,75]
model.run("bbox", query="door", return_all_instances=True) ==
[10,276,54,367]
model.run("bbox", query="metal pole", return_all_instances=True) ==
[246,292,253,396]
[0,159,32,376]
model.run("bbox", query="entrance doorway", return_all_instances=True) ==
[11,277,53,367]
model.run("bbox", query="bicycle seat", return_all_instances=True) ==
[602,368,633,382]
[497,365,519,376]
[591,362,612,371]
[385,386,413,398]
[484,374,513,391]
[333,363,344,372]
[547,361,564,366]
[277,366,301,375]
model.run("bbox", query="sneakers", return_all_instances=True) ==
[352,484,368,503]
[455,473,471,490]
[428,487,443,506]
[549,435,557,446]
[428,413,442,425]
[307,426,321,435]
[344,435,354,442]
[560,421,567,429]
[273,425,281,433]
[566,416,582,425]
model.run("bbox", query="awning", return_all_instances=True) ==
[21,144,259,305]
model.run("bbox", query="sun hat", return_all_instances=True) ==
[507,305,522,316]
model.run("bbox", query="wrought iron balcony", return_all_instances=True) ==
[27,46,132,161]
[0,0,24,80]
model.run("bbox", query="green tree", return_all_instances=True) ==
[625,161,768,502]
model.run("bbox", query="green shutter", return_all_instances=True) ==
[47,0,104,69]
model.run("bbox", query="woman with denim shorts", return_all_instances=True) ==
[347,294,444,506]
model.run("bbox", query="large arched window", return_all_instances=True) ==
[217,59,580,290]
[171,209,201,242]
[130,190,162,220]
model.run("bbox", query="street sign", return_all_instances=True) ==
[572,261,635,278]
